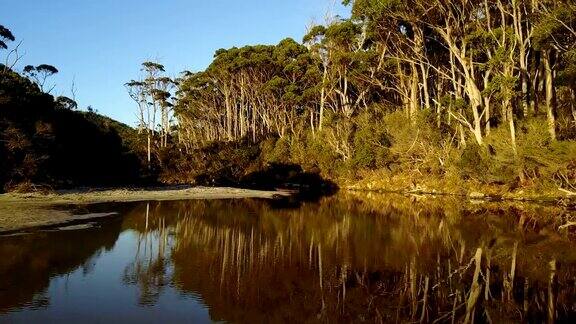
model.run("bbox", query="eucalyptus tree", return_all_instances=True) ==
[176,40,317,146]
[22,64,58,93]
[152,76,176,147]
[126,61,175,167]
[533,1,576,140]
[0,25,14,50]
[342,0,563,148]
[175,71,220,148]
[303,25,330,130]
[346,0,442,120]
[170,0,576,167]
[126,79,152,166]
[0,24,17,77]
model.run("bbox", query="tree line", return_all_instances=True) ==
[122,0,576,191]
[163,1,574,150]
[124,0,575,190]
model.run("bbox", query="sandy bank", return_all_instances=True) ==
[0,186,291,234]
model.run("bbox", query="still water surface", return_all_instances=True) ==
[1,193,575,323]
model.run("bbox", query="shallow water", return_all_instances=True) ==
[1,193,575,323]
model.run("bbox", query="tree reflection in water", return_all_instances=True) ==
[119,194,576,323]
[0,194,574,322]
[122,203,174,306]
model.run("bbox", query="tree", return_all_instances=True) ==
[0,25,15,50]
[0,24,21,79]
[126,61,175,168]
[22,64,59,93]
[534,2,576,140]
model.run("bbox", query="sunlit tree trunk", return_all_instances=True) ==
[543,49,557,141]
[531,51,541,116]
[512,0,531,118]
[409,62,419,121]
[483,67,493,136]
[414,28,430,111]
[571,88,576,123]
[319,64,328,131]
[147,135,151,168]
[224,88,232,141]
[438,25,483,145]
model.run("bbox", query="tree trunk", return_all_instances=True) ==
[147,133,151,169]
[409,62,419,121]
[225,90,232,140]
[531,51,541,116]
[252,104,257,142]
[521,68,530,118]
[513,0,530,118]
[436,78,443,127]
[483,69,492,136]
[506,100,518,157]
[543,50,557,141]
[571,88,576,123]
[466,76,484,146]
[319,64,328,131]
[414,28,430,110]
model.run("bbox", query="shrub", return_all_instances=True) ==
[351,109,391,170]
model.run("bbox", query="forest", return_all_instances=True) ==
[2,0,576,197]
[127,0,576,197]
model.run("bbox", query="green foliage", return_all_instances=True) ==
[261,136,291,164]
[533,3,576,51]
[455,145,495,182]
[301,133,343,175]
[351,109,391,169]
[302,25,326,44]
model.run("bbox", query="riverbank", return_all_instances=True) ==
[1,183,575,235]
[343,169,576,204]
[0,186,291,234]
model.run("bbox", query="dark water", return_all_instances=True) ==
[1,193,575,323]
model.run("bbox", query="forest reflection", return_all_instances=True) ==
[121,194,576,323]
[1,194,575,323]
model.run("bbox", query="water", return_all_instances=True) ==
[1,193,575,323]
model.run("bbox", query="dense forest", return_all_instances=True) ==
[2,0,576,196]
[126,0,576,196]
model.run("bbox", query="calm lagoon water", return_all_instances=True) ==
[1,194,575,323]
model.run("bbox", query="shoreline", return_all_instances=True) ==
[344,187,576,204]
[1,185,574,235]
[343,172,576,205]
[0,186,291,204]
[0,186,291,234]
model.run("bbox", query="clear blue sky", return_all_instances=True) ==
[2,0,349,126]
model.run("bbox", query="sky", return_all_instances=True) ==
[2,0,349,126]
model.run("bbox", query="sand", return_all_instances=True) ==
[0,186,291,234]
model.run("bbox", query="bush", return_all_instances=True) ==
[352,109,391,170]
[265,136,291,164]
[383,111,449,175]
